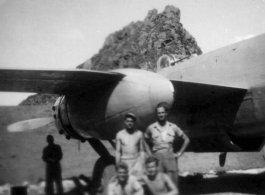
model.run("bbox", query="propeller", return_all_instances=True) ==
[7,117,54,132]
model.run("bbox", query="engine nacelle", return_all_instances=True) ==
[53,69,174,140]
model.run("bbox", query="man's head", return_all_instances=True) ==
[124,113,136,131]
[46,135,54,144]
[116,162,129,184]
[156,102,169,122]
[145,156,159,177]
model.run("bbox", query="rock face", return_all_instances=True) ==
[78,5,202,71]
[21,5,202,105]
[19,94,59,106]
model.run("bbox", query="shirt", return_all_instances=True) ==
[145,121,183,152]
[42,144,63,164]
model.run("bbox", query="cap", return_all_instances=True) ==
[125,112,136,121]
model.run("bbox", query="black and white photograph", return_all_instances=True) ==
[1,0,265,194]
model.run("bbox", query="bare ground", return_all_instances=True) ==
[1,106,265,194]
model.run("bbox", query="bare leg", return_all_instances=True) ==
[167,171,179,194]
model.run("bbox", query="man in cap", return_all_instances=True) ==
[116,113,146,180]
[108,162,143,195]
[145,102,190,190]
[42,135,64,195]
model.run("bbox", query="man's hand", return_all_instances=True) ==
[174,152,182,159]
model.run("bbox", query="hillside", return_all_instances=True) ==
[78,5,202,71]
[21,5,201,105]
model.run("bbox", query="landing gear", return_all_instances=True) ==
[219,152,227,167]
[87,138,116,195]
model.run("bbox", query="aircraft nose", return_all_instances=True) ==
[149,75,174,109]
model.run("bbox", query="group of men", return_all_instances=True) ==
[108,102,190,195]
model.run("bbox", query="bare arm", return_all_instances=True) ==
[139,132,144,153]
[139,133,145,160]
[115,133,121,164]
[164,174,178,195]
[179,133,190,155]
[107,183,115,195]
[143,139,152,156]
[175,132,190,158]
[139,132,150,162]
[132,177,144,195]
[144,127,152,156]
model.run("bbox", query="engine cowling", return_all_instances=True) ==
[53,69,174,140]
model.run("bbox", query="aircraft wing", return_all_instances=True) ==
[170,79,249,152]
[171,79,247,110]
[0,68,124,95]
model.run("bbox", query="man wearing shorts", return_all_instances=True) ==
[116,113,146,180]
[145,102,190,190]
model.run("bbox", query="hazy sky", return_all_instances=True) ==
[1,0,265,105]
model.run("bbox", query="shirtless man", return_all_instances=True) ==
[108,162,143,195]
[145,102,190,190]
[142,156,178,195]
[116,113,145,179]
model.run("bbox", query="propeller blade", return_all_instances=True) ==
[7,117,54,132]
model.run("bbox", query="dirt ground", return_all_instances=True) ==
[1,106,265,195]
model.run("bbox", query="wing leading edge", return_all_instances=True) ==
[0,68,124,95]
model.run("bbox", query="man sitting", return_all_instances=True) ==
[108,162,143,195]
[142,156,178,195]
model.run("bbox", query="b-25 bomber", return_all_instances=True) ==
[1,33,265,190]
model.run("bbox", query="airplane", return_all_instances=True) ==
[1,33,265,193]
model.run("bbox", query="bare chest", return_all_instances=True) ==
[119,131,141,146]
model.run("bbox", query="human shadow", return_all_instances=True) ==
[179,171,265,195]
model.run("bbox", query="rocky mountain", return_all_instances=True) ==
[21,5,202,105]
[19,94,59,106]
[78,5,202,71]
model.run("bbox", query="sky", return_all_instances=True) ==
[0,0,265,105]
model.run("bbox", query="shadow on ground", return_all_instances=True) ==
[179,172,265,195]
[61,172,265,195]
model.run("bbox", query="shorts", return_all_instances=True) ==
[153,150,178,172]
[121,155,144,180]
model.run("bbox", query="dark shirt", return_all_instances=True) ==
[42,144,63,164]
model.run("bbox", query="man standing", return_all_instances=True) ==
[108,162,143,195]
[145,102,190,190]
[142,156,178,195]
[116,113,146,180]
[42,135,64,195]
